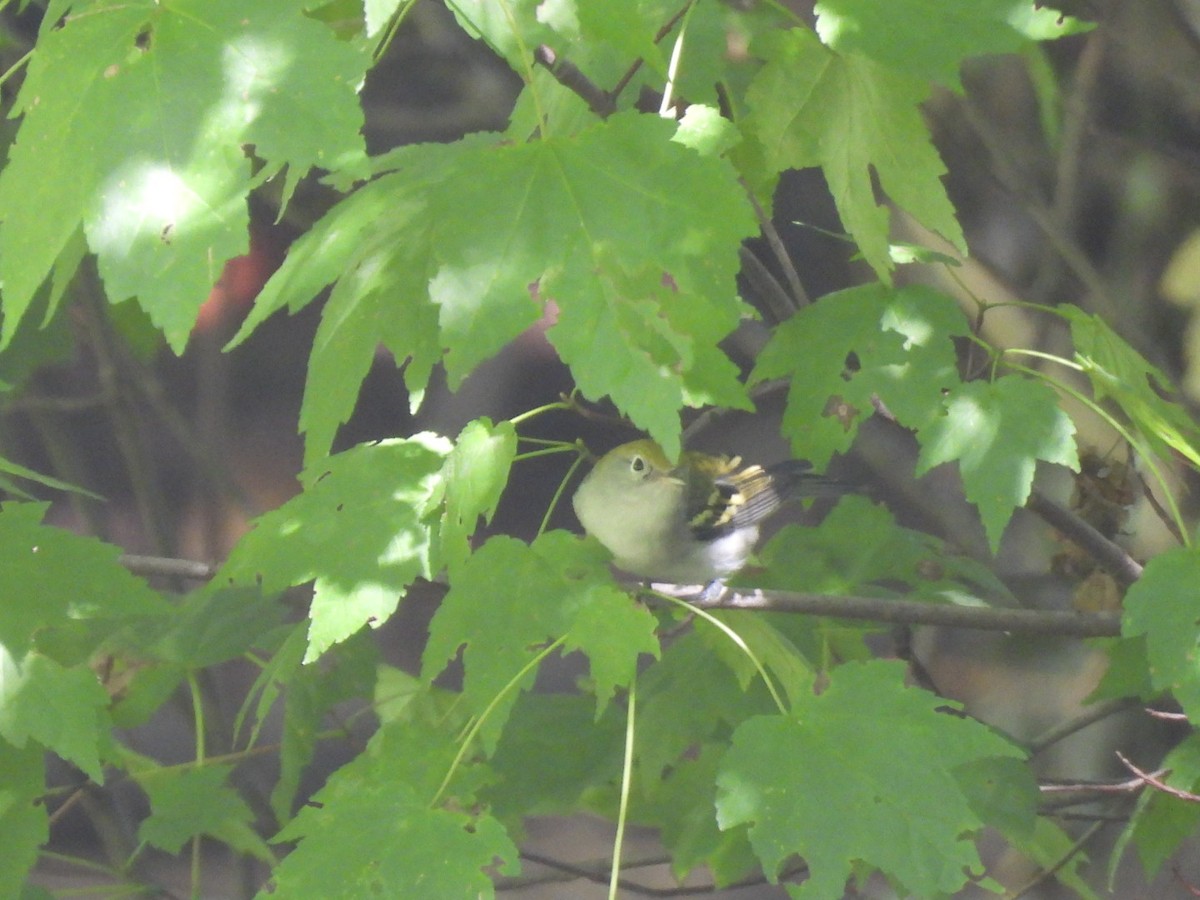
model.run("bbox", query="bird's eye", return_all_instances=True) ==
[630,455,646,474]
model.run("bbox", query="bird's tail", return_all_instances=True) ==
[767,459,858,499]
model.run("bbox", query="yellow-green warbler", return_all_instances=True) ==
[572,439,849,585]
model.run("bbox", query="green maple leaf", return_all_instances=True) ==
[228,144,464,463]
[1122,547,1200,720]
[746,28,964,280]
[485,692,625,820]
[235,114,753,462]
[0,741,46,899]
[139,764,273,861]
[716,660,1024,898]
[640,743,759,887]
[915,376,1078,552]
[435,418,518,574]
[813,0,1089,88]
[430,113,755,459]
[422,532,659,752]
[267,721,518,899]
[1062,306,1200,469]
[0,502,169,656]
[211,435,450,662]
[635,631,775,790]
[752,283,966,466]
[0,651,115,782]
[0,0,369,352]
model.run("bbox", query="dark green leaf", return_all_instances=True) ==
[267,722,518,899]
[0,651,114,781]
[916,376,1078,552]
[753,283,966,466]
[212,435,450,662]
[0,502,169,655]
[1122,547,1200,719]
[139,764,273,861]
[716,660,1022,897]
[746,29,964,279]
[422,532,659,751]
[437,418,518,573]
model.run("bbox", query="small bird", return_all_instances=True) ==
[572,439,849,585]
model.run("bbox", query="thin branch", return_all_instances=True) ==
[609,2,694,104]
[688,586,1121,637]
[1026,490,1143,586]
[114,549,1124,637]
[1117,751,1200,804]
[1131,464,1187,546]
[742,183,809,311]
[119,554,218,582]
[1027,697,1140,757]
[509,849,807,896]
[1009,819,1106,900]
[1039,774,1156,798]
[738,245,798,324]
[533,44,616,118]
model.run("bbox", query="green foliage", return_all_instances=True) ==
[1122,547,1200,717]
[753,283,967,466]
[917,376,1079,551]
[716,662,1023,898]
[138,764,274,861]
[0,0,370,351]
[1,2,1198,898]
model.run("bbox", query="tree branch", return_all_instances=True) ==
[118,554,218,582]
[1026,490,1143,586]
[533,44,616,118]
[688,586,1121,637]
[1117,751,1200,804]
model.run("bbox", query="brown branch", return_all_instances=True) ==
[1009,819,1106,900]
[1027,697,1140,757]
[532,44,616,118]
[119,554,218,582]
[738,244,798,325]
[1117,751,1200,804]
[687,586,1121,637]
[1026,490,1143,586]
[609,1,694,105]
[742,182,809,312]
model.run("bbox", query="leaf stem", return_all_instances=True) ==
[1002,347,1085,372]
[537,452,586,537]
[608,677,637,900]
[508,399,572,427]
[1004,361,1189,544]
[371,0,420,62]
[432,637,567,807]
[653,590,788,714]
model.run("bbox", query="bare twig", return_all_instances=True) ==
[533,44,616,118]
[1027,697,1140,757]
[742,183,809,311]
[609,2,694,104]
[1026,490,1144,586]
[508,849,807,896]
[1117,751,1200,804]
[739,244,797,325]
[119,554,219,582]
[1009,819,1106,900]
[687,586,1121,637]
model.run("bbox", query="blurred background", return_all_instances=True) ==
[7,0,1200,896]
